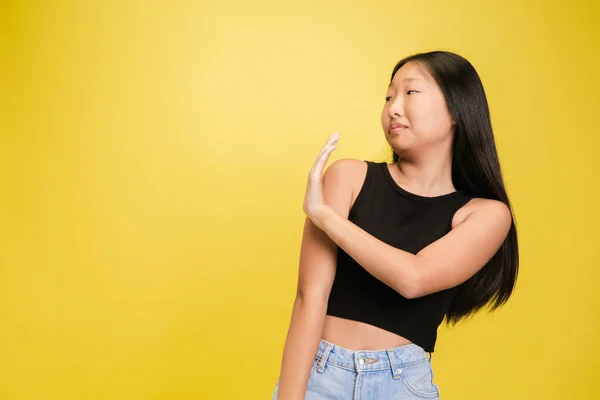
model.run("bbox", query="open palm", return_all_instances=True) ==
[303,131,340,226]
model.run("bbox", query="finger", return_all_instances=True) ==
[324,131,340,144]
[314,136,339,168]
[310,132,340,177]
[321,132,340,151]
[314,132,340,162]
[312,142,338,179]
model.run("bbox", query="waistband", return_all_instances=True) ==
[314,339,430,377]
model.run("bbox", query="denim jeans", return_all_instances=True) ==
[272,338,439,399]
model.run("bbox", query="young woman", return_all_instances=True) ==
[272,50,519,400]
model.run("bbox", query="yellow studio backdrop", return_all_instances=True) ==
[0,0,598,399]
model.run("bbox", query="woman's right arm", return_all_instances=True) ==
[275,159,359,400]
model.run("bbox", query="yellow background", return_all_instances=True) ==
[1,0,599,399]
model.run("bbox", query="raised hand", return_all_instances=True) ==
[302,131,340,228]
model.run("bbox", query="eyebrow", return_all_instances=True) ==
[388,78,421,88]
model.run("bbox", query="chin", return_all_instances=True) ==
[387,137,414,154]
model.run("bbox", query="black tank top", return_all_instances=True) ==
[325,160,474,352]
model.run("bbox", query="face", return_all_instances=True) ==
[381,61,455,155]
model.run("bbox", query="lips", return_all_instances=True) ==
[391,123,408,129]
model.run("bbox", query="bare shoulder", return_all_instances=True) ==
[324,158,368,206]
[452,197,512,230]
[325,157,367,176]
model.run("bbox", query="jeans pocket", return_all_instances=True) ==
[308,357,318,377]
[400,360,439,398]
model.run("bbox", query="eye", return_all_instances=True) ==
[385,96,392,102]
[407,90,417,95]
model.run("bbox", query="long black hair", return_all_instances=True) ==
[388,50,519,325]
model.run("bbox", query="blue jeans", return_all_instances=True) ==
[272,338,439,399]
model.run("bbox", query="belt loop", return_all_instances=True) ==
[316,343,333,373]
[386,349,402,380]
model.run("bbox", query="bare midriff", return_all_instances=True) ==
[321,315,412,351]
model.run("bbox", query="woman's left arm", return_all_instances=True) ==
[311,200,511,299]
[305,133,512,299]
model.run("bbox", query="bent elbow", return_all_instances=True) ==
[401,285,419,300]
[397,266,422,299]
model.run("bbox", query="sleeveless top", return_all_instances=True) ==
[325,160,474,352]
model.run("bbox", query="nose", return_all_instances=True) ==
[387,97,405,119]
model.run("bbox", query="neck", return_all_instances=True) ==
[394,145,455,197]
